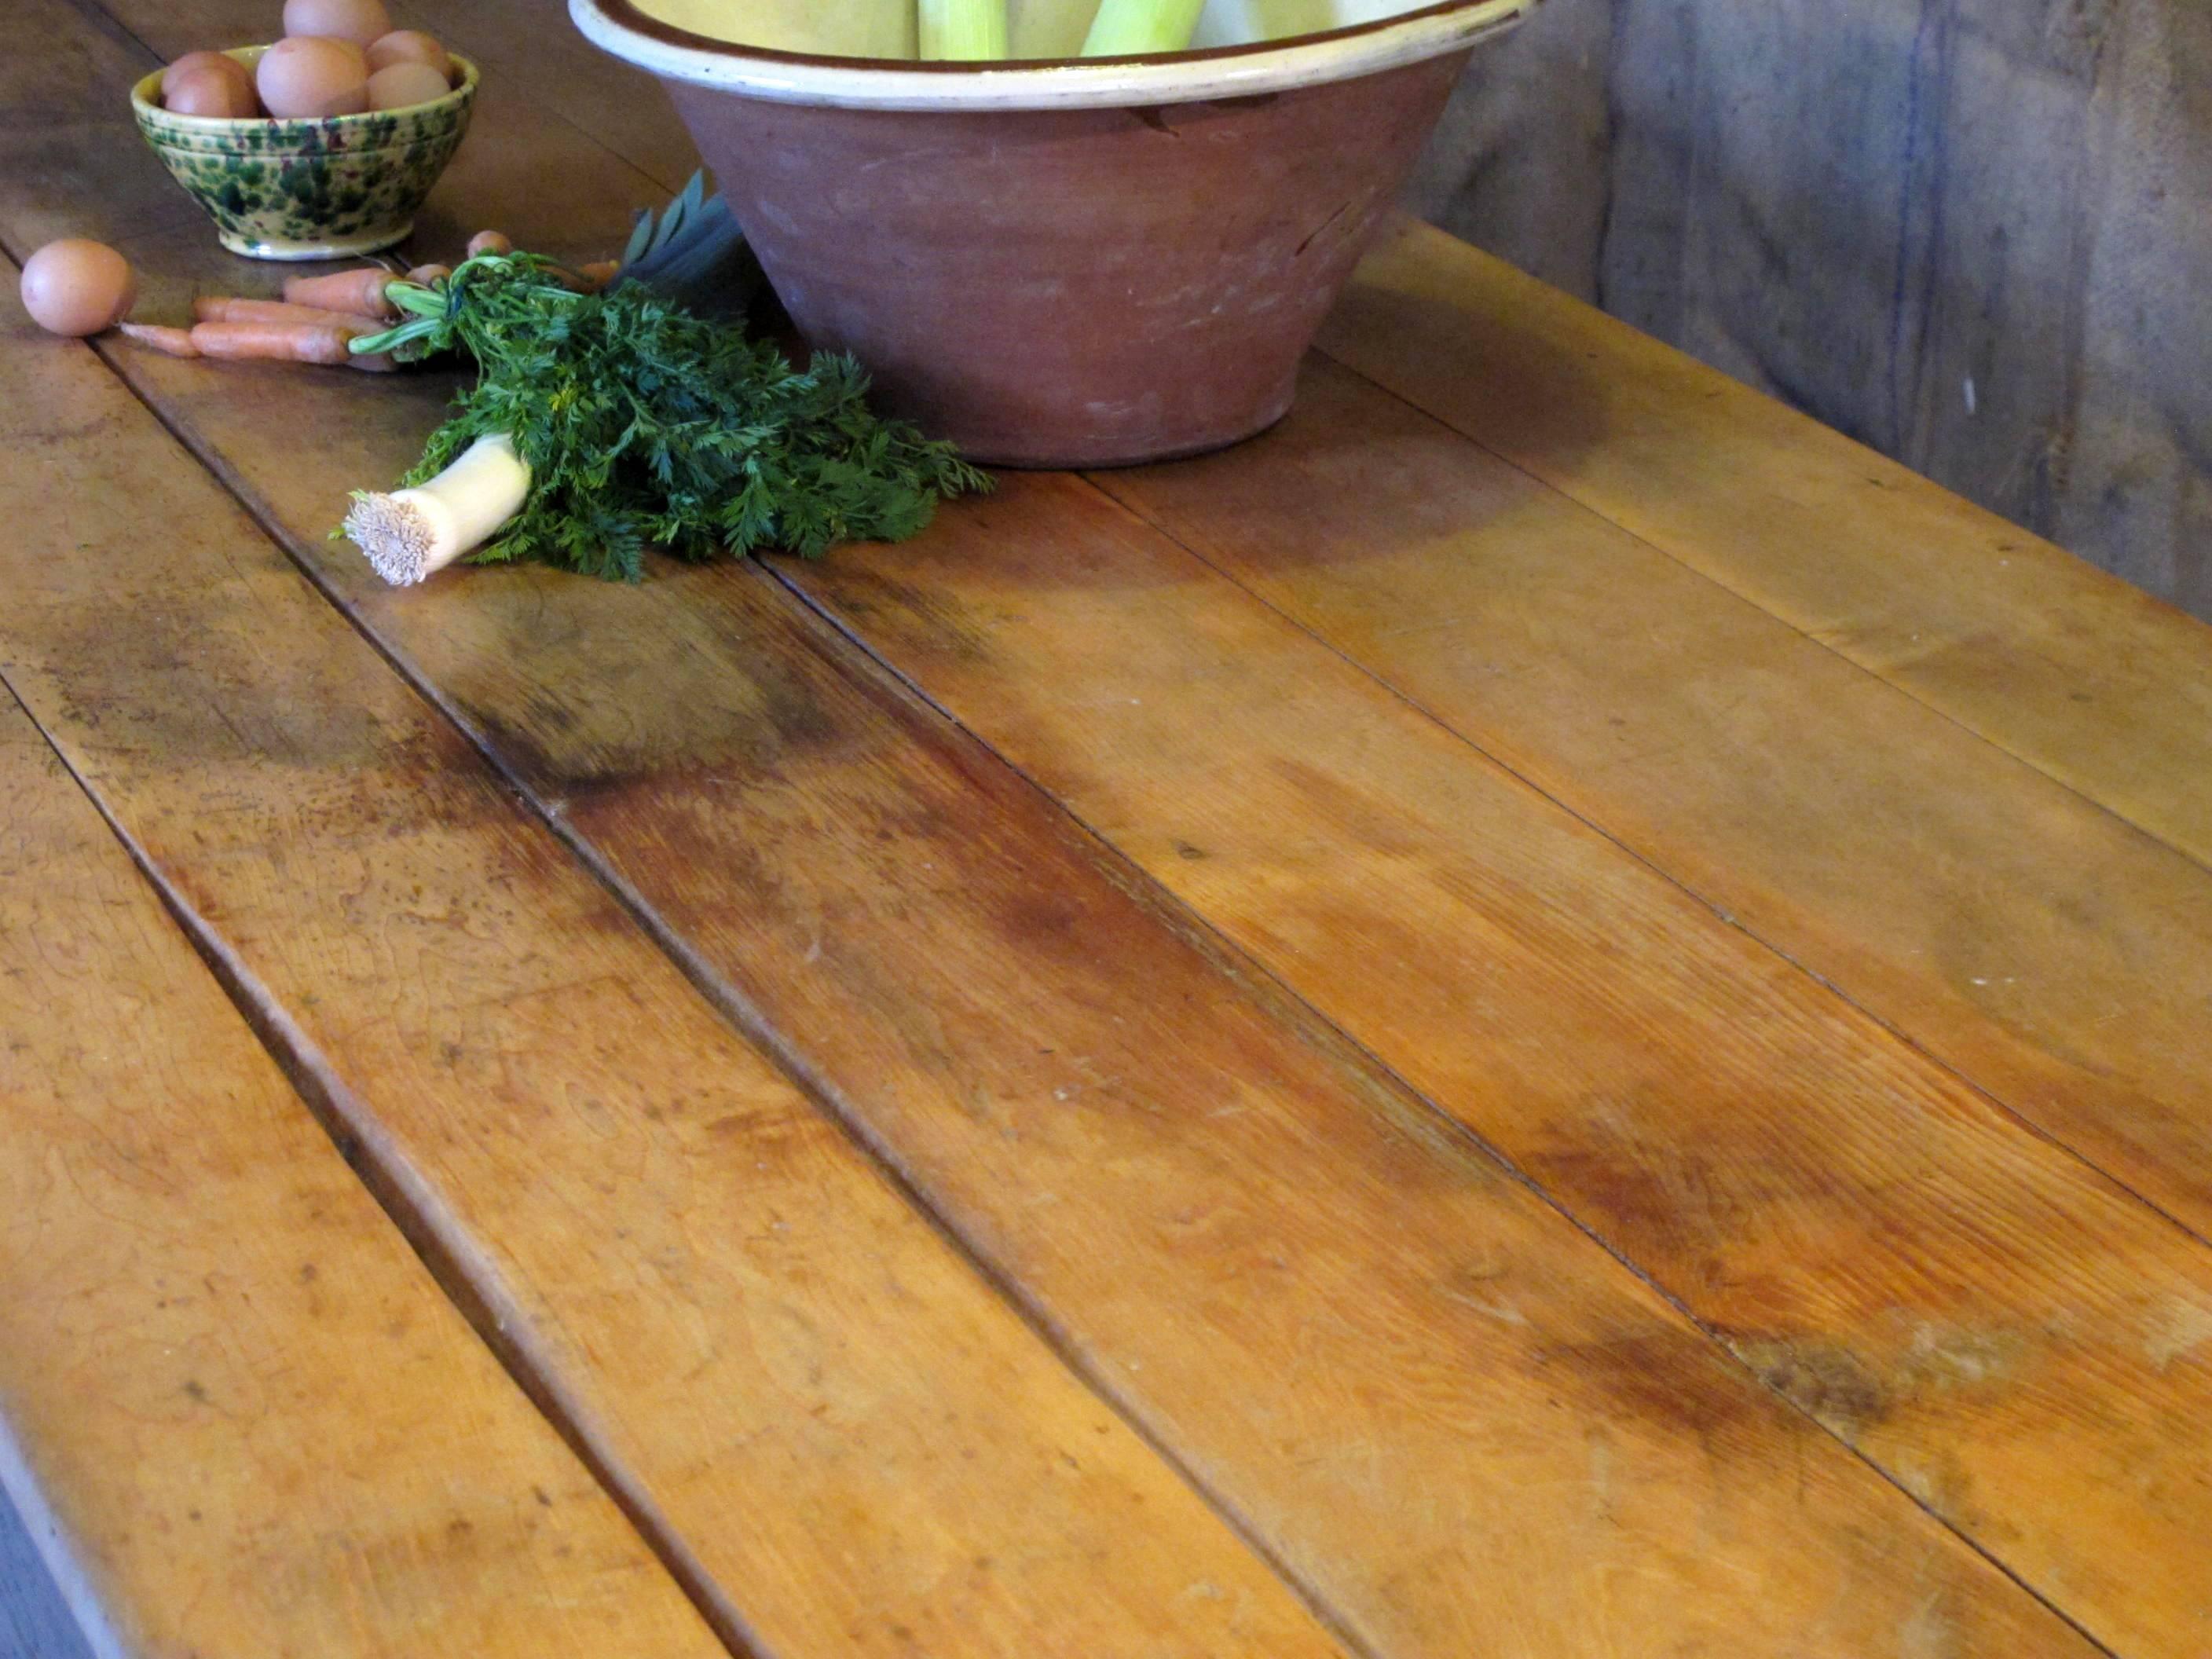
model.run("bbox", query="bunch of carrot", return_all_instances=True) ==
[118,232,619,368]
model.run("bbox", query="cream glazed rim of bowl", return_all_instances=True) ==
[570,0,1533,112]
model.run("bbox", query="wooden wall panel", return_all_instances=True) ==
[1410,0,2212,621]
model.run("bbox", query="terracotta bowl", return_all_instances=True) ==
[573,0,1528,467]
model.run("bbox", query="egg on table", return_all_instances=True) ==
[18,240,136,338]
[256,35,371,118]
[280,0,394,49]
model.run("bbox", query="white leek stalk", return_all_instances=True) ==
[1082,0,1206,55]
[919,0,1009,58]
[343,433,533,587]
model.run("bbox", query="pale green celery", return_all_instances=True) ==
[1081,0,1207,55]
[918,0,1009,57]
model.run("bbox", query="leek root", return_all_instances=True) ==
[1082,0,1206,55]
[343,433,533,586]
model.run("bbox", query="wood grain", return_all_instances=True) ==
[0,281,1352,1657]
[782,454,2212,1656]
[203,529,2103,1657]
[1082,357,2212,1240]
[1320,218,2212,873]
[12,3,2132,1651]
[52,251,2115,1659]
[0,691,726,1659]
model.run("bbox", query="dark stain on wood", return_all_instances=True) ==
[1724,1335,1894,1439]
[1534,1329,1774,1448]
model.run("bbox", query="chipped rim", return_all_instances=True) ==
[570,0,1533,112]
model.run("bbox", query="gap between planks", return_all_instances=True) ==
[1311,226,2212,882]
[1306,335,2212,888]
[15,0,2181,1643]
[27,271,2103,1657]
[752,562,2132,1659]
[0,661,775,1659]
[79,0,2204,1269]
[1065,455,2212,1262]
[0,29,1371,1654]
[25,212,2147,1656]
[68,401,1389,1659]
[2,262,1380,1659]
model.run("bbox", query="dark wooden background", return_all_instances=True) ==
[1406,0,2212,623]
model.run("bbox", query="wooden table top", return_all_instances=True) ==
[5,1,2210,1655]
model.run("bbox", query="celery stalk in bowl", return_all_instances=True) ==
[918,0,1008,57]
[1082,0,1207,55]
[911,0,1203,60]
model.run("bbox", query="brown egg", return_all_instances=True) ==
[256,35,370,119]
[280,0,393,49]
[164,64,260,118]
[366,60,453,111]
[364,29,451,79]
[161,49,255,99]
[19,240,137,338]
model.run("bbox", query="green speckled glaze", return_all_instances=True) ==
[131,48,478,260]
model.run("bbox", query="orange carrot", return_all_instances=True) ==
[189,320,364,365]
[116,321,200,358]
[280,267,397,320]
[194,296,394,331]
[577,259,620,289]
[465,229,511,258]
[404,262,452,286]
[348,350,398,374]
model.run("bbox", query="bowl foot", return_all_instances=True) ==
[217,220,413,262]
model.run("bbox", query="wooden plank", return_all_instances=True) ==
[386,0,699,189]
[136,475,2105,1659]
[0,289,1352,1655]
[1077,357,2212,1242]
[0,0,209,255]
[53,240,2122,1659]
[1318,218,2212,872]
[780,456,2212,1655]
[9,8,2110,1653]
[0,698,727,1659]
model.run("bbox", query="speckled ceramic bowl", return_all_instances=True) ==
[130,47,478,261]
